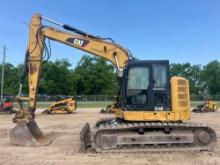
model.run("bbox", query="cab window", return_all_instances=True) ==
[126,67,149,105]
[152,65,167,88]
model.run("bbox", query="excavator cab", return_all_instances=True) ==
[100,60,170,112]
[121,60,170,112]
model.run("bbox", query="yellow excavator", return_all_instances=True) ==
[42,96,77,114]
[100,104,115,114]
[192,100,218,113]
[100,96,117,114]
[10,13,216,152]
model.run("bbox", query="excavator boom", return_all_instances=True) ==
[10,13,129,146]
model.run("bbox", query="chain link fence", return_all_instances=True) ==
[190,95,220,101]
[6,95,116,108]
[5,95,220,108]
[37,95,116,108]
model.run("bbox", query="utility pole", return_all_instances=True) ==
[1,46,6,103]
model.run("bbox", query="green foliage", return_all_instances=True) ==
[0,63,21,95]
[39,59,72,95]
[170,63,205,95]
[170,61,220,95]
[203,60,220,95]
[71,55,117,95]
[1,56,219,96]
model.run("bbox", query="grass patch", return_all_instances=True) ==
[12,101,220,109]
[13,101,113,109]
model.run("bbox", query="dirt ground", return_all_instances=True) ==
[0,108,220,165]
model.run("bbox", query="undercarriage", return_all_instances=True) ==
[80,117,217,153]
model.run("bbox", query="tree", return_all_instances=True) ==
[170,63,204,95]
[71,55,117,95]
[2,57,219,96]
[39,59,73,95]
[203,60,220,95]
[0,63,22,95]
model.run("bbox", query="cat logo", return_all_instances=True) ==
[73,39,84,47]
[66,38,89,47]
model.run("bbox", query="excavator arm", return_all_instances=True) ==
[10,13,129,146]
[20,13,129,109]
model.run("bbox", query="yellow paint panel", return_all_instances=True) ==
[170,77,190,121]
[116,77,191,122]
[121,111,182,121]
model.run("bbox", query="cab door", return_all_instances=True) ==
[152,64,170,111]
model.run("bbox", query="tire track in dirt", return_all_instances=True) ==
[0,152,25,163]
[0,129,8,138]
[0,109,220,165]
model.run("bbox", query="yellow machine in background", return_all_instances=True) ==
[192,100,218,113]
[43,97,77,114]
[100,104,115,113]
[9,13,216,153]
[100,96,117,113]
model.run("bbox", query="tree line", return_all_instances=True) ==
[1,55,220,96]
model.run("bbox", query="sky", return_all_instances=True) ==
[0,0,219,67]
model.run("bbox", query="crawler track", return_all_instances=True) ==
[91,118,217,153]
